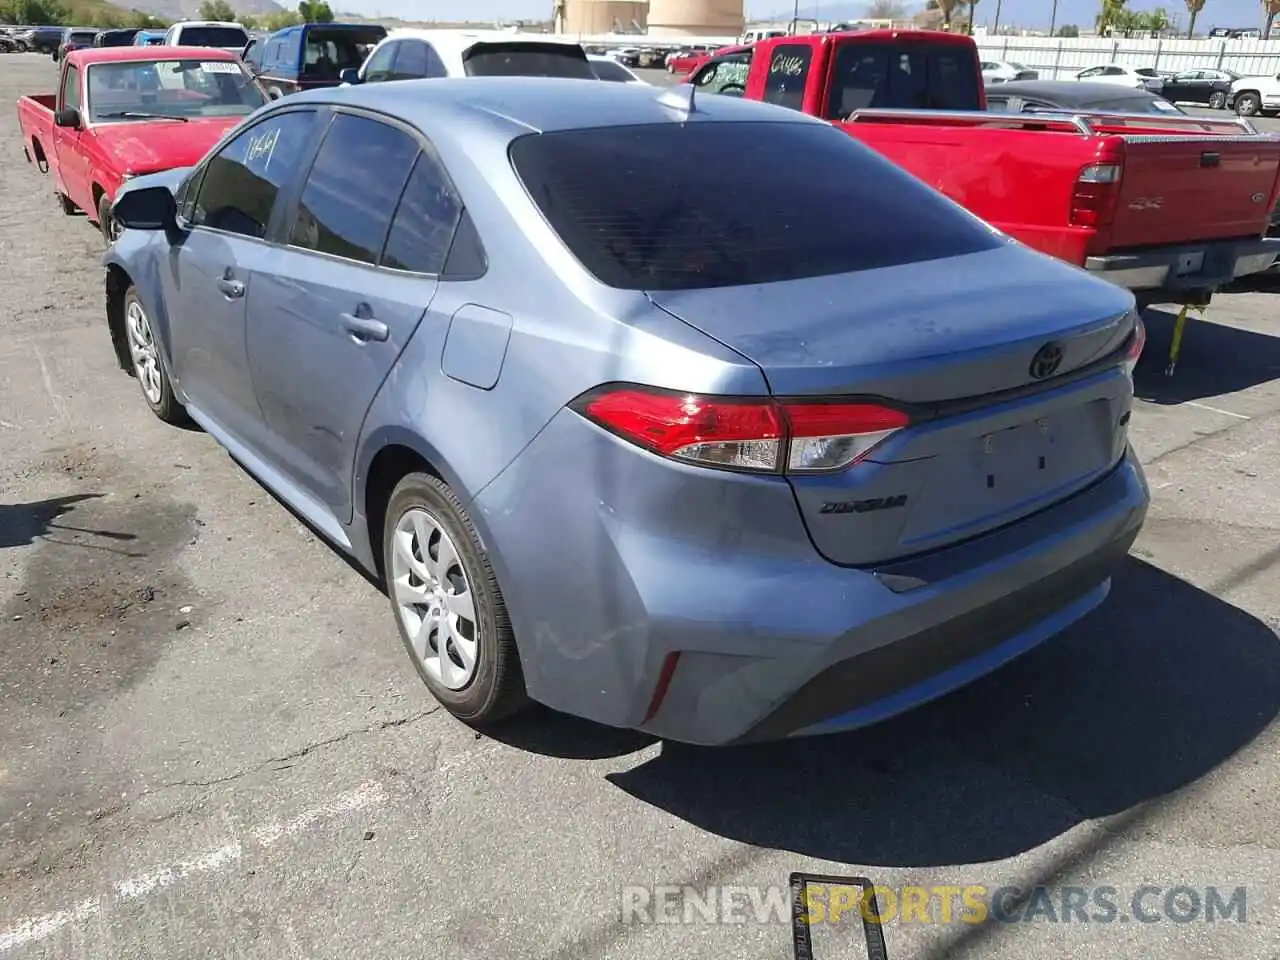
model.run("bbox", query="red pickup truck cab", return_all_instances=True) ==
[687,30,1280,306]
[17,46,270,242]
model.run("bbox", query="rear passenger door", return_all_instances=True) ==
[245,110,462,522]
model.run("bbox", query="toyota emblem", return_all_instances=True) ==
[1029,342,1064,380]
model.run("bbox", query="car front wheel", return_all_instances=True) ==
[1236,92,1261,116]
[383,473,527,727]
[1209,91,1227,109]
[123,286,186,424]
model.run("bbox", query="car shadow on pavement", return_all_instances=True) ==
[604,557,1280,867]
[0,493,136,549]
[1135,307,1280,404]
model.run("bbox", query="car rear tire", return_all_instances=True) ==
[382,472,528,727]
[1209,91,1227,109]
[98,193,122,244]
[1236,92,1261,116]
[122,286,187,424]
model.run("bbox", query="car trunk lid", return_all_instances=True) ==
[647,245,1140,564]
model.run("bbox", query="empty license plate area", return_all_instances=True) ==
[897,398,1116,549]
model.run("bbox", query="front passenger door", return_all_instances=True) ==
[245,111,460,520]
[168,108,322,446]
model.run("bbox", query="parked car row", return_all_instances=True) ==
[8,28,1277,747]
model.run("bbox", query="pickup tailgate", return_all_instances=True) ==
[1106,134,1280,247]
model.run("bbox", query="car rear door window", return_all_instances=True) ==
[509,120,1002,291]
[362,41,397,82]
[288,112,419,264]
[380,150,464,274]
[391,40,426,79]
[190,109,321,239]
[762,44,812,111]
[826,43,979,117]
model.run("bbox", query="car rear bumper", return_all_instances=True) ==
[1084,236,1280,297]
[473,404,1149,747]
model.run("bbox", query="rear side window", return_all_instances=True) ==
[392,41,435,79]
[289,113,420,264]
[462,42,595,79]
[509,121,1003,291]
[763,44,813,111]
[826,43,980,117]
[381,151,463,274]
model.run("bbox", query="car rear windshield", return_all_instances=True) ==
[509,121,1003,291]
[826,42,981,117]
[591,58,633,82]
[181,26,248,47]
[462,42,595,79]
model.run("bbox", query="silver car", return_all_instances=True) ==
[103,78,1149,745]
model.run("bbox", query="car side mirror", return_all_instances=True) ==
[112,185,179,233]
[54,107,80,128]
[339,67,361,85]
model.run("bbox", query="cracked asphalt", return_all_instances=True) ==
[3,53,1280,960]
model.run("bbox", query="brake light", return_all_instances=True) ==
[1070,162,1123,229]
[1123,314,1146,378]
[571,386,910,475]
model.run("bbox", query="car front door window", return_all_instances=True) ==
[191,109,322,239]
[391,40,430,80]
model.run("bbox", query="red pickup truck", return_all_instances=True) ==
[17,46,269,242]
[687,30,1280,306]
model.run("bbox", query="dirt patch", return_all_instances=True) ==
[1,492,203,714]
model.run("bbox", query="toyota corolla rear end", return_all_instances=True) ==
[475,108,1149,746]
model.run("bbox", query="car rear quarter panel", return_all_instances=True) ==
[353,117,769,541]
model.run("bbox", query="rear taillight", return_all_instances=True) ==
[1123,314,1146,378]
[1070,162,1123,229]
[571,386,910,475]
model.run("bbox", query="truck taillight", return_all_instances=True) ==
[571,386,910,475]
[1070,162,1123,229]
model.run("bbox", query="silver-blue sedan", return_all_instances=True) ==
[102,76,1149,745]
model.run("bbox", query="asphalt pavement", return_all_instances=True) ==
[3,53,1280,960]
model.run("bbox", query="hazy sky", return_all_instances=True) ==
[336,0,1269,34]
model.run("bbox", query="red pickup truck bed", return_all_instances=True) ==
[686,30,1280,305]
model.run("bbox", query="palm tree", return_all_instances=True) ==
[1184,0,1206,36]
[1264,0,1280,38]
[1096,0,1127,34]
[1147,6,1172,32]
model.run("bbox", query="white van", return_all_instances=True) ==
[163,20,250,54]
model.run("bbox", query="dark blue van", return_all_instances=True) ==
[252,22,388,98]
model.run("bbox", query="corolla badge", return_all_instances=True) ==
[1128,196,1164,211]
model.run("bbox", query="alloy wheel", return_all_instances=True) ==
[390,507,481,691]
[125,299,162,404]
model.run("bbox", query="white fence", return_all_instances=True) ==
[976,35,1280,78]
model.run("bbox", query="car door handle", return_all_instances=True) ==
[217,278,245,299]
[340,312,388,343]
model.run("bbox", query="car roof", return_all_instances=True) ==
[172,20,245,28]
[286,75,818,139]
[67,44,242,64]
[270,21,387,36]
[986,80,1161,103]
